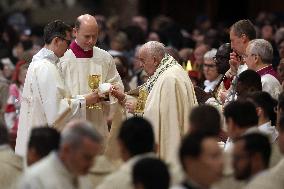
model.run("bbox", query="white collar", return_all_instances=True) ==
[34,48,59,64]
[204,75,222,92]
[258,121,279,142]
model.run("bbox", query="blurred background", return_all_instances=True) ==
[1,0,284,87]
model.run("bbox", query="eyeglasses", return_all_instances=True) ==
[203,63,217,69]
[59,37,71,46]
[52,34,71,46]
[242,53,257,59]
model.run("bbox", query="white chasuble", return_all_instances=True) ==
[143,54,198,163]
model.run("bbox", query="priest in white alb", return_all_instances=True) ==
[15,20,101,157]
[59,14,123,145]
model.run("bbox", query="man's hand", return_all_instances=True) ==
[85,90,104,105]
[110,85,125,102]
[219,89,228,104]
[125,101,136,114]
[229,51,242,76]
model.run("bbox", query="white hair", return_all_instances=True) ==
[141,41,166,59]
[203,48,217,61]
[60,119,102,148]
[248,39,273,64]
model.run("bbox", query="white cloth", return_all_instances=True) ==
[224,127,259,152]
[59,47,123,140]
[245,158,284,189]
[15,48,86,157]
[170,186,187,189]
[261,74,282,100]
[142,55,197,163]
[258,121,279,143]
[18,152,93,189]
[96,153,156,189]
[0,144,23,189]
[237,64,248,75]
[203,75,222,93]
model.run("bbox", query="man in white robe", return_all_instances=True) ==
[59,14,123,143]
[15,20,100,157]
[243,116,284,189]
[135,41,197,163]
[97,117,156,189]
[18,120,102,189]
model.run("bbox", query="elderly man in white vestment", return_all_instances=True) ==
[138,41,197,163]
[111,41,197,163]
[59,14,123,145]
[15,20,101,157]
[18,120,102,189]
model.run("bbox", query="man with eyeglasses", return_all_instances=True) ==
[203,49,222,93]
[244,39,281,99]
[15,20,101,157]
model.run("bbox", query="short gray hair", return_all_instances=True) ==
[60,119,102,149]
[141,41,166,59]
[231,19,256,40]
[203,48,217,61]
[248,39,273,64]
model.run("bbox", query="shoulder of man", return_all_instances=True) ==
[245,171,276,189]
[0,147,23,171]
[93,46,113,60]
[96,167,132,189]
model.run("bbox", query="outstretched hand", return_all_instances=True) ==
[110,85,125,102]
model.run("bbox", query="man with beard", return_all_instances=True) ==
[232,133,271,187]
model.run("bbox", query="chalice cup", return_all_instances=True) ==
[88,74,101,109]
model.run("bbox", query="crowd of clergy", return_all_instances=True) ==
[1,10,284,189]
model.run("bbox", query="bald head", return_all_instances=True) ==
[74,14,98,50]
[75,14,98,29]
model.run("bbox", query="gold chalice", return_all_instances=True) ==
[88,74,101,109]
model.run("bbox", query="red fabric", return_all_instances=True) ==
[257,65,280,82]
[223,76,233,90]
[188,70,199,79]
[70,41,93,58]
[5,104,15,113]
[12,60,27,83]
[9,84,20,97]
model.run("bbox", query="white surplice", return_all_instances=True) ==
[261,74,282,100]
[96,153,156,189]
[15,48,86,157]
[142,54,198,163]
[18,152,93,189]
[59,47,123,141]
